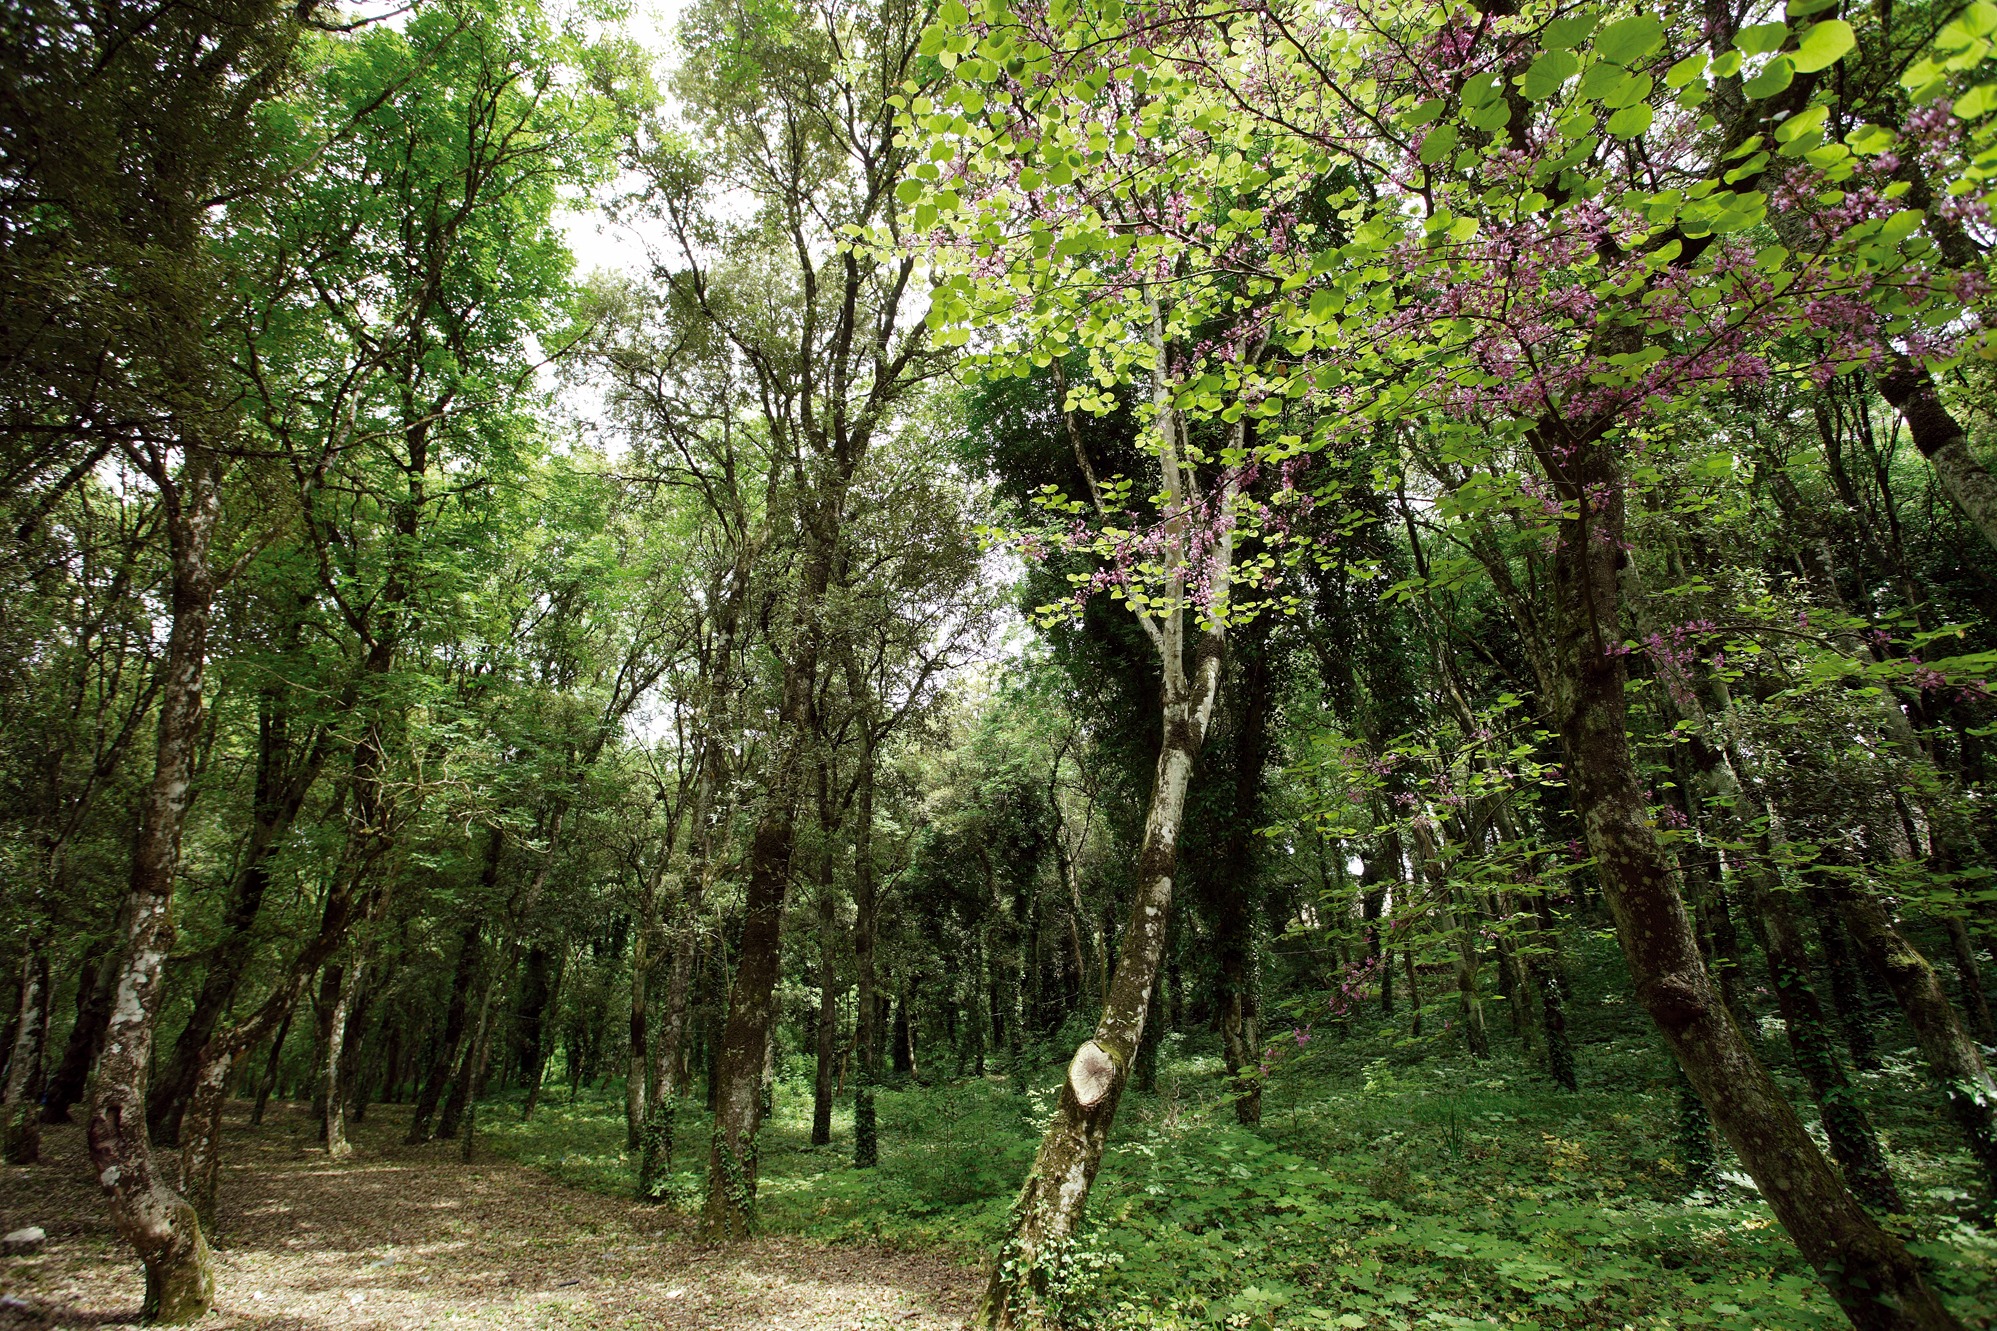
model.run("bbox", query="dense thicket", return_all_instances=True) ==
[6,0,1997,1326]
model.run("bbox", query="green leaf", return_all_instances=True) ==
[1607,103,1654,138]
[1523,50,1579,99]
[1743,55,1795,98]
[1878,208,1926,243]
[1735,22,1789,56]
[1402,96,1446,127]
[1775,104,1827,141]
[1418,124,1458,165]
[1958,81,1997,117]
[1791,18,1855,72]
[1603,72,1654,109]
[1544,14,1598,49]
[1665,52,1707,88]
[895,179,925,204]
[1596,15,1664,65]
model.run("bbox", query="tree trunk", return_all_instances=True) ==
[1830,871,1997,1206]
[321,960,358,1159]
[3,947,50,1164]
[1943,915,1996,1044]
[1533,430,1955,1331]
[853,742,881,1168]
[43,942,113,1124]
[516,944,556,1121]
[411,918,483,1143]
[150,673,323,1147]
[812,870,839,1147]
[180,865,370,1224]
[703,805,793,1235]
[249,1009,291,1127]
[87,445,221,1326]
[1876,355,1997,553]
[626,902,651,1153]
[977,630,1223,1327]
[1531,893,1576,1091]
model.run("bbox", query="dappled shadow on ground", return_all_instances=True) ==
[0,1103,976,1328]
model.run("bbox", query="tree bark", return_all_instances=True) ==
[1943,915,1996,1044]
[1533,430,1955,1331]
[409,918,483,1143]
[1210,630,1268,1125]
[43,942,113,1124]
[3,946,50,1164]
[1829,870,1997,1206]
[321,959,357,1159]
[812,869,839,1147]
[151,671,325,1147]
[1875,356,1997,554]
[87,445,221,1325]
[853,739,882,1168]
[626,896,652,1153]
[978,637,1223,1327]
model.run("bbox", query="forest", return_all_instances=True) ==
[5,0,1997,1326]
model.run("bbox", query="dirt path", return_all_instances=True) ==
[0,1105,978,1328]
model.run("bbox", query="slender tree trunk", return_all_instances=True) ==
[322,959,359,1159]
[1746,873,1905,1214]
[1531,431,1956,1331]
[626,901,651,1153]
[1531,893,1576,1090]
[1404,944,1422,1037]
[249,1009,291,1127]
[87,445,221,1325]
[853,742,881,1168]
[978,630,1224,1326]
[813,868,839,1147]
[1943,916,1996,1044]
[3,946,50,1164]
[410,919,482,1143]
[1829,869,1997,1205]
[43,943,113,1124]
[516,944,557,1121]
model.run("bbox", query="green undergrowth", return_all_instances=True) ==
[479,1006,1997,1329]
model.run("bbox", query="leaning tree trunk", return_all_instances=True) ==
[88,445,221,1325]
[1829,869,1997,1206]
[1876,356,1997,554]
[978,632,1224,1327]
[180,866,370,1225]
[1531,429,1956,1331]
[151,673,323,1146]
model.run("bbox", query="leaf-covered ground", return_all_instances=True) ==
[0,1104,978,1328]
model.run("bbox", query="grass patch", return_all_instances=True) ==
[478,990,1997,1328]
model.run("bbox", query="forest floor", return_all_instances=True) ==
[0,1103,978,1329]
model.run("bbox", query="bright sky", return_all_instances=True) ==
[558,0,687,281]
